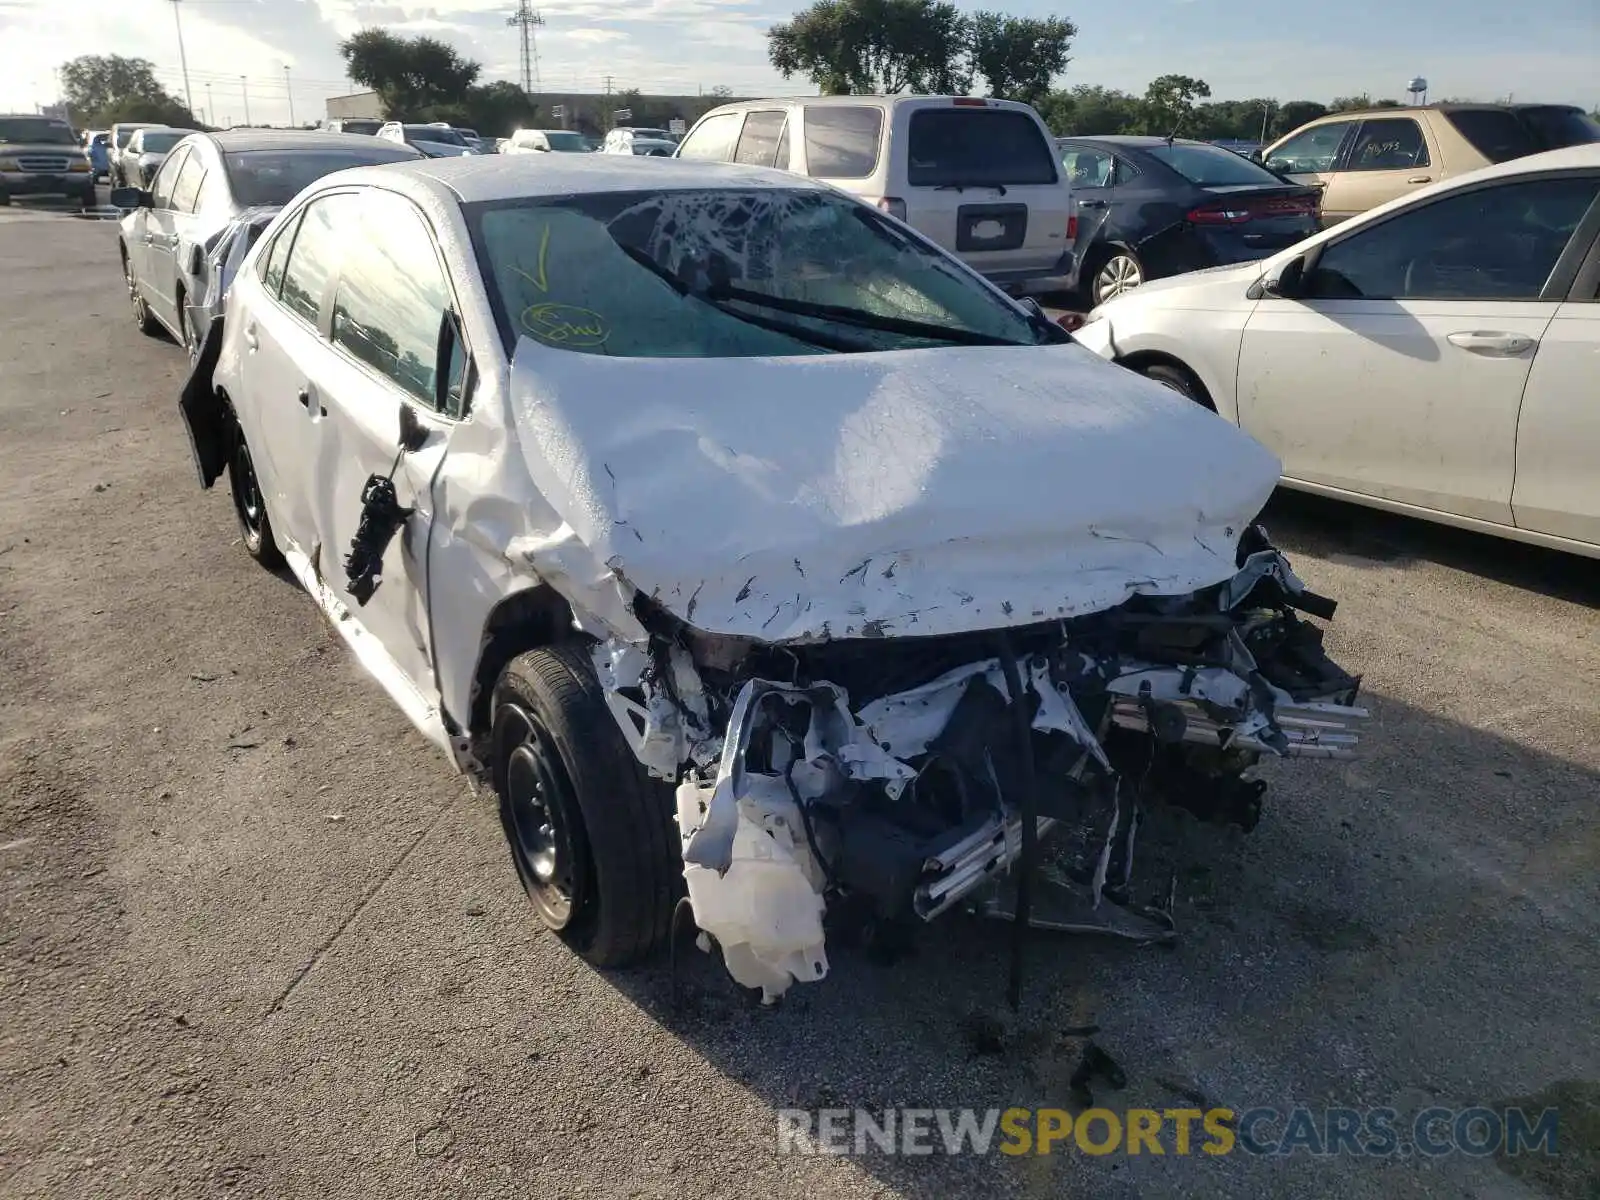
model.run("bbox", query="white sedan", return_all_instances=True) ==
[178,155,1363,1000]
[1074,144,1600,558]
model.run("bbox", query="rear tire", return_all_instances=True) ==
[492,645,679,968]
[226,418,286,569]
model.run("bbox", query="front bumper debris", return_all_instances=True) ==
[598,529,1365,1003]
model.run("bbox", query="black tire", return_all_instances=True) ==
[78,184,97,210]
[492,644,679,967]
[1139,362,1212,409]
[226,418,286,568]
[121,247,161,337]
[1084,246,1145,307]
[0,192,9,208]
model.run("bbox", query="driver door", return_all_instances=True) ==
[1262,120,1356,227]
[308,188,466,704]
[1237,174,1600,525]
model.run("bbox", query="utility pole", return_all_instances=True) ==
[170,0,195,118]
[507,1,544,93]
[284,65,295,127]
[241,75,252,126]
[603,74,613,131]
[206,82,214,128]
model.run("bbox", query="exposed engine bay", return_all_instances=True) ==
[592,526,1364,1003]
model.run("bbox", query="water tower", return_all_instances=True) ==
[1406,77,1428,104]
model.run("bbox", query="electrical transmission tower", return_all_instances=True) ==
[507,1,544,92]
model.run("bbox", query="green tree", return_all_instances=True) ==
[1142,73,1212,135]
[426,81,540,138]
[768,0,971,95]
[969,12,1075,106]
[1328,94,1402,113]
[1271,100,1329,140]
[340,29,480,118]
[1036,84,1142,135]
[59,54,198,128]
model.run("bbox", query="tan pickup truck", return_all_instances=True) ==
[1260,103,1600,225]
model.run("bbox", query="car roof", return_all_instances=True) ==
[202,129,420,156]
[1057,135,1217,148]
[314,153,834,206]
[697,95,1042,116]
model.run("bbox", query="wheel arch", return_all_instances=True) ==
[1115,350,1218,413]
[466,583,580,744]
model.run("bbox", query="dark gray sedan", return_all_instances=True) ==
[113,130,422,356]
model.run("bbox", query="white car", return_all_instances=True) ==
[675,96,1076,292]
[179,155,1363,1001]
[1074,144,1600,558]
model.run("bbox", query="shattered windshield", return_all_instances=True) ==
[468,187,1046,357]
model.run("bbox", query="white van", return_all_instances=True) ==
[675,95,1076,289]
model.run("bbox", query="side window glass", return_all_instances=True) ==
[279,195,349,325]
[1111,156,1141,185]
[257,211,301,296]
[1304,176,1600,301]
[733,110,787,167]
[678,112,743,162]
[150,146,190,208]
[802,105,884,178]
[773,119,791,170]
[330,191,455,410]
[171,153,206,213]
[1347,118,1430,171]
[1062,149,1112,188]
[1265,122,1351,174]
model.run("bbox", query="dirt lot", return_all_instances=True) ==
[2,206,1598,1200]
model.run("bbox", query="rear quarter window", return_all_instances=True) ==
[1443,110,1537,163]
[802,106,884,178]
[906,108,1058,187]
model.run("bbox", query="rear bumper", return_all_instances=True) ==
[980,250,1078,292]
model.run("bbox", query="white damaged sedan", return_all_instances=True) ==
[180,155,1365,1001]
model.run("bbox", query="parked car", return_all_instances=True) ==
[0,113,96,207]
[84,130,112,181]
[376,122,475,158]
[601,127,678,157]
[107,122,161,186]
[1058,135,1322,306]
[506,128,591,154]
[675,95,1075,291]
[116,127,189,189]
[1260,103,1600,225]
[1074,145,1600,558]
[178,153,1362,1001]
[113,130,422,357]
[325,118,383,137]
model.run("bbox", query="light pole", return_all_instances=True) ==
[284,65,295,127]
[170,0,195,117]
[1259,100,1273,145]
[241,75,252,126]
[206,83,214,128]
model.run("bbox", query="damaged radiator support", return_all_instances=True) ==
[1109,698,1368,759]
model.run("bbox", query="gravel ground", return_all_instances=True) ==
[2,206,1597,1200]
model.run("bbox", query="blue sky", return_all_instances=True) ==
[1,0,1595,123]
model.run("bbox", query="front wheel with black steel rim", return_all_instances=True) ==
[492,645,678,967]
[123,250,161,337]
[1092,250,1145,306]
[226,420,285,568]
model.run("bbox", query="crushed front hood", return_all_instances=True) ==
[509,341,1282,641]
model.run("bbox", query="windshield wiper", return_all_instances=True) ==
[706,282,1033,347]
[611,241,867,352]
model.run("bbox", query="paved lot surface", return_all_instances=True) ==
[2,202,1598,1200]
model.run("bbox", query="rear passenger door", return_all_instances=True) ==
[1319,117,1438,224]
[310,187,468,702]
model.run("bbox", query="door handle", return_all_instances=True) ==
[297,387,326,417]
[1078,199,1109,209]
[1446,330,1535,356]
[242,323,258,351]
[1407,175,1432,184]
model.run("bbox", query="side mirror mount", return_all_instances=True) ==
[1256,255,1306,300]
[110,186,150,210]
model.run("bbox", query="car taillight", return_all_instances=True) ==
[951,97,989,107]
[1189,194,1319,224]
[1066,213,1078,240]
[877,196,907,221]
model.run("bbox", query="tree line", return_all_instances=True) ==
[769,0,1433,142]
